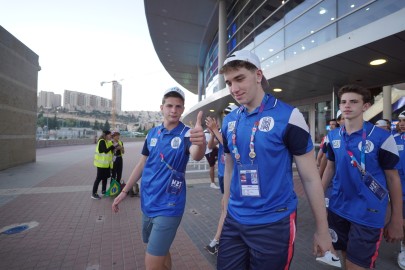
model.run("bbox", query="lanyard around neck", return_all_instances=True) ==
[156,126,186,171]
[344,122,367,175]
[232,95,269,164]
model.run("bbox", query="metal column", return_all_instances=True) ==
[218,0,227,90]
[383,85,392,120]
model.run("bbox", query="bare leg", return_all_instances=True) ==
[340,251,366,270]
[145,252,171,270]
[210,166,215,183]
[345,259,366,270]
[164,252,172,270]
[214,209,226,241]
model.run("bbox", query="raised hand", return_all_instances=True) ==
[190,111,205,146]
[205,116,218,133]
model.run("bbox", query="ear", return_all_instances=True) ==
[256,69,263,84]
[160,104,163,111]
[363,102,371,111]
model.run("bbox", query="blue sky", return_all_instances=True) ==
[0,0,197,111]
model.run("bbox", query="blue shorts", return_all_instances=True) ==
[327,210,383,269]
[142,214,182,256]
[217,212,296,270]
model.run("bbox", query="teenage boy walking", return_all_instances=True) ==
[218,50,334,269]
[322,84,403,269]
[112,87,206,270]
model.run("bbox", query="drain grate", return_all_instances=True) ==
[1,225,29,235]
[0,221,39,235]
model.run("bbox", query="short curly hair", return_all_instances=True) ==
[338,84,372,104]
[219,60,258,74]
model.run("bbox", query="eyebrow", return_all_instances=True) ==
[225,73,245,83]
[341,99,360,102]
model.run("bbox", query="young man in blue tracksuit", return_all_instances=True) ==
[112,87,206,270]
[322,85,403,269]
[217,50,334,269]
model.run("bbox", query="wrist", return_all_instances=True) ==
[122,189,128,194]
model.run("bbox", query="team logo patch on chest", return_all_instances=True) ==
[171,137,181,149]
[398,145,404,151]
[150,138,157,147]
[358,140,374,153]
[332,140,341,148]
[258,117,274,132]
[228,121,236,132]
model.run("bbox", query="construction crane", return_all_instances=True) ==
[100,79,122,129]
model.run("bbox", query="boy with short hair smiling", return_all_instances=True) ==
[322,84,403,269]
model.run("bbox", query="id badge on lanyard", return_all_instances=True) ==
[157,130,185,196]
[238,164,260,197]
[166,170,185,195]
[232,95,273,199]
[345,123,387,202]
[362,171,388,201]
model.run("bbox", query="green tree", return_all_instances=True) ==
[103,120,110,131]
[51,114,59,129]
[93,120,99,130]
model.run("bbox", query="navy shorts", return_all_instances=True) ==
[217,212,296,270]
[205,147,218,167]
[327,210,383,269]
[142,214,182,256]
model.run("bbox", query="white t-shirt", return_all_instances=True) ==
[204,132,212,154]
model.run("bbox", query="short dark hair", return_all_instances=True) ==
[219,60,258,74]
[329,118,339,127]
[337,84,372,104]
[162,92,184,104]
[220,60,269,91]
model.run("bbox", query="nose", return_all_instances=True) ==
[229,83,239,95]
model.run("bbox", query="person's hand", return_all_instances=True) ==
[384,219,404,243]
[205,116,218,133]
[112,192,127,213]
[313,230,334,257]
[190,111,205,146]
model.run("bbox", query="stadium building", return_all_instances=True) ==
[145,0,405,142]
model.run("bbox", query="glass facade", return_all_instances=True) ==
[315,101,332,143]
[200,0,404,141]
[203,36,219,97]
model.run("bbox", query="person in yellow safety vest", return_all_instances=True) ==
[92,130,121,200]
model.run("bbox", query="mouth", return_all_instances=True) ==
[233,93,244,100]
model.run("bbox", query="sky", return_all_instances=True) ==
[0,0,198,111]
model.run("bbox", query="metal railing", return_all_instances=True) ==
[187,157,209,172]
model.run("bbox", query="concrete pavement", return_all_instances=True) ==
[0,142,400,269]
